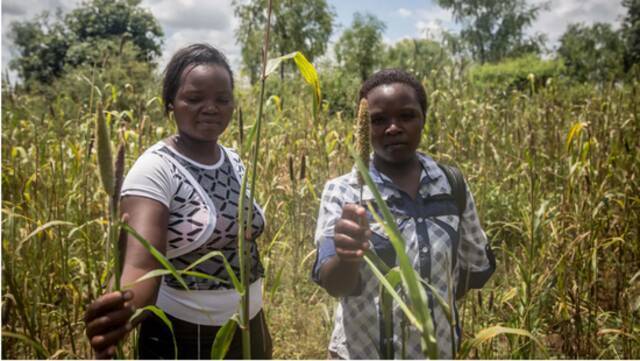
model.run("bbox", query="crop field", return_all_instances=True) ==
[2,56,639,359]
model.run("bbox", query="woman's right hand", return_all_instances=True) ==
[334,203,371,262]
[85,290,136,359]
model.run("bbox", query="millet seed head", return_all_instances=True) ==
[95,102,114,197]
[356,98,370,186]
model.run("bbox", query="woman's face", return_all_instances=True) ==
[172,64,234,142]
[366,82,424,164]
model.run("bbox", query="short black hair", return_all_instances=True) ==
[358,69,428,117]
[162,43,234,114]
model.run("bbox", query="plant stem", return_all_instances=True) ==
[240,0,273,358]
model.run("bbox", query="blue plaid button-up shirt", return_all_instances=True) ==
[312,152,495,359]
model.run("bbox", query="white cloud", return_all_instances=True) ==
[1,0,629,82]
[414,6,456,41]
[140,0,241,72]
[397,8,412,18]
[528,0,626,49]
[141,0,233,32]
[1,0,80,81]
[160,28,241,72]
[1,0,242,81]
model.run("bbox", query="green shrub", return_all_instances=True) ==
[469,54,565,91]
[317,67,361,116]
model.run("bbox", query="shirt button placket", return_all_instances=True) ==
[417,218,430,279]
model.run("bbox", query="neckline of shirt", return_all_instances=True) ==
[161,141,226,170]
[369,154,434,186]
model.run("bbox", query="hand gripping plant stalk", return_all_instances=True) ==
[354,98,395,358]
[350,148,439,359]
[94,102,126,358]
[353,98,426,358]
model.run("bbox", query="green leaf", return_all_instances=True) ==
[179,270,228,285]
[183,250,243,293]
[125,269,173,288]
[380,267,402,359]
[125,268,227,290]
[120,222,189,291]
[1,331,49,359]
[236,147,252,358]
[419,279,452,322]
[363,256,422,332]
[265,51,321,111]
[363,248,391,274]
[16,220,74,254]
[210,315,240,359]
[131,306,178,359]
[351,146,438,359]
[242,119,259,156]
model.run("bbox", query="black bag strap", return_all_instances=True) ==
[437,163,467,216]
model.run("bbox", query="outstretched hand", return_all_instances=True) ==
[334,203,371,262]
[85,290,136,359]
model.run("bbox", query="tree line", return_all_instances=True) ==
[7,0,640,89]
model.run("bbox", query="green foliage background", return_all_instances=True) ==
[2,0,640,359]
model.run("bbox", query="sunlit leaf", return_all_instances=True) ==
[120,222,189,291]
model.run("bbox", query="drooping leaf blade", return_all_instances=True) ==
[120,222,189,291]
[130,306,178,359]
[351,146,438,358]
[211,314,240,359]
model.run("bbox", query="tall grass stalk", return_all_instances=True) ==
[94,103,121,291]
[95,102,127,358]
[354,97,398,358]
[350,147,439,359]
[238,0,274,358]
[2,50,638,359]
[355,98,369,198]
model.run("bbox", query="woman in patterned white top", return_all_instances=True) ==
[312,69,495,359]
[85,44,272,359]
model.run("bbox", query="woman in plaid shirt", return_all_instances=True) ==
[312,69,495,359]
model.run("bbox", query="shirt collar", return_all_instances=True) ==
[347,152,444,201]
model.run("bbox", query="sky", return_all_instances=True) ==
[0,0,627,81]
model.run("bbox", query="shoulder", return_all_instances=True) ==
[417,152,447,179]
[128,142,174,173]
[122,141,185,191]
[220,144,242,164]
[323,171,357,191]
[121,142,178,206]
[320,171,359,204]
[417,152,460,195]
[220,144,245,173]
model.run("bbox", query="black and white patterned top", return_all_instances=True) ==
[312,152,495,359]
[121,142,265,291]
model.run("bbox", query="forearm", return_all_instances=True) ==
[114,265,161,327]
[319,256,362,297]
[120,265,161,309]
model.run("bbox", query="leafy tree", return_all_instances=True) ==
[53,40,160,111]
[8,0,163,84]
[384,39,451,81]
[65,0,163,63]
[234,0,334,84]
[557,22,625,82]
[8,11,71,84]
[334,13,386,82]
[435,0,546,63]
[622,0,640,71]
